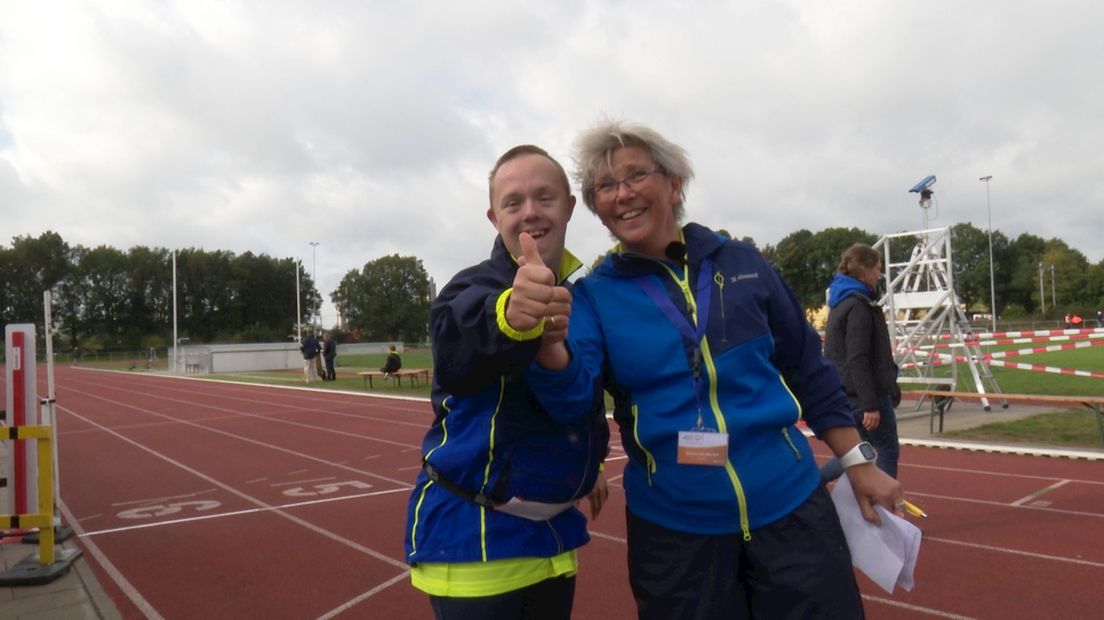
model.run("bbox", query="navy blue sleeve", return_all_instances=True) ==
[762,260,854,436]
[430,267,541,396]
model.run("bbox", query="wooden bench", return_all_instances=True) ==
[911,389,1104,444]
[357,368,431,388]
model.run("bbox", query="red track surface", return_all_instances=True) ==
[3,365,1103,618]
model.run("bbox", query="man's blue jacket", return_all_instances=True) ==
[404,236,608,565]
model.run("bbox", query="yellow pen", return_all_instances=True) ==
[897,499,927,518]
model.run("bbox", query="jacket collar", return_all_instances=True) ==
[491,235,583,285]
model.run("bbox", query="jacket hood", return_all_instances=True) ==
[827,273,873,308]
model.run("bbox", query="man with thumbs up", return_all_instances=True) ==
[404,145,609,619]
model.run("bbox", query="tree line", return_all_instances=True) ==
[758,223,1104,319]
[2,225,1099,353]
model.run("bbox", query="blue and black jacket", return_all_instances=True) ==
[404,236,609,565]
[527,223,854,538]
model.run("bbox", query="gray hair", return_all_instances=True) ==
[573,120,694,219]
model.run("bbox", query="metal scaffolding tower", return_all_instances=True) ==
[874,226,1006,410]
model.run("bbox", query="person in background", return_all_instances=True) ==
[381,344,402,375]
[299,330,321,383]
[823,243,902,479]
[322,332,337,381]
[403,145,609,620]
[526,121,902,619]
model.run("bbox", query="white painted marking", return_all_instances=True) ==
[315,570,411,620]
[1011,479,1071,506]
[861,594,977,619]
[118,500,221,519]
[269,476,336,487]
[82,487,410,537]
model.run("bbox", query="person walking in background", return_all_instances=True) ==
[824,243,902,479]
[404,145,609,620]
[299,329,321,383]
[322,332,337,381]
[380,344,402,375]
[525,121,901,619]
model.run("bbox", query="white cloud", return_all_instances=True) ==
[2,0,1102,327]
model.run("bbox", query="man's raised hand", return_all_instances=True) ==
[506,233,556,332]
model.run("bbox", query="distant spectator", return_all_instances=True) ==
[299,330,321,383]
[1064,313,1071,328]
[322,332,337,381]
[72,346,82,364]
[381,344,402,374]
[1097,309,1103,327]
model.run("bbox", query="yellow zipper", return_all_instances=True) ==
[631,404,656,485]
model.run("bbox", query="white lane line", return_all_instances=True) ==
[58,387,414,487]
[59,402,410,570]
[861,594,977,619]
[924,536,1104,568]
[909,490,1104,519]
[59,499,166,620]
[1011,479,1072,506]
[81,487,410,537]
[315,569,411,620]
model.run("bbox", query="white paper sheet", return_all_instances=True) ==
[829,474,922,594]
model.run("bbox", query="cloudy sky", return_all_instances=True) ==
[3,1,1101,326]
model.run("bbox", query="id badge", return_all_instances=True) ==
[677,430,729,466]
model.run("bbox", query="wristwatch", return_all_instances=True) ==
[840,441,877,469]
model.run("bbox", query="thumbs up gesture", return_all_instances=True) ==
[506,233,559,333]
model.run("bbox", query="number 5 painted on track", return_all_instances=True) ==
[283,480,373,497]
[118,500,222,519]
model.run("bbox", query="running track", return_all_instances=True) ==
[2,365,1102,619]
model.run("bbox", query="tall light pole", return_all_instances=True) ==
[979,176,996,333]
[309,241,319,325]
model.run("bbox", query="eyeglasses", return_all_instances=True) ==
[591,166,665,200]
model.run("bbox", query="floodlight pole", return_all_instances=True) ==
[980,176,996,333]
[309,241,319,325]
[172,250,179,372]
[296,259,302,341]
[1051,264,1057,308]
[1039,262,1046,313]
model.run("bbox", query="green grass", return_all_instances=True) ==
[943,409,1104,449]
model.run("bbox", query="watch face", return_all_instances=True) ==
[859,443,876,460]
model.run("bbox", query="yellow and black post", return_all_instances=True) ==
[0,424,82,585]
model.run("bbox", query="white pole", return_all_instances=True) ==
[309,241,319,325]
[980,176,997,333]
[1039,262,1045,313]
[173,250,179,372]
[296,259,302,341]
[43,291,61,510]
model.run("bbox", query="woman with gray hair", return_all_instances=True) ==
[527,120,903,618]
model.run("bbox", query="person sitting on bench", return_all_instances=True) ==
[381,345,402,375]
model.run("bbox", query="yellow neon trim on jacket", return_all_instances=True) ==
[409,479,434,558]
[700,336,751,540]
[475,378,507,561]
[494,249,584,342]
[630,404,656,485]
[410,551,578,597]
[496,288,546,341]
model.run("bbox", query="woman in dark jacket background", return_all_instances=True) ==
[824,243,901,478]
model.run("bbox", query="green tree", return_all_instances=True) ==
[765,227,876,310]
[0,231,72,327]
[333,254,431,342]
